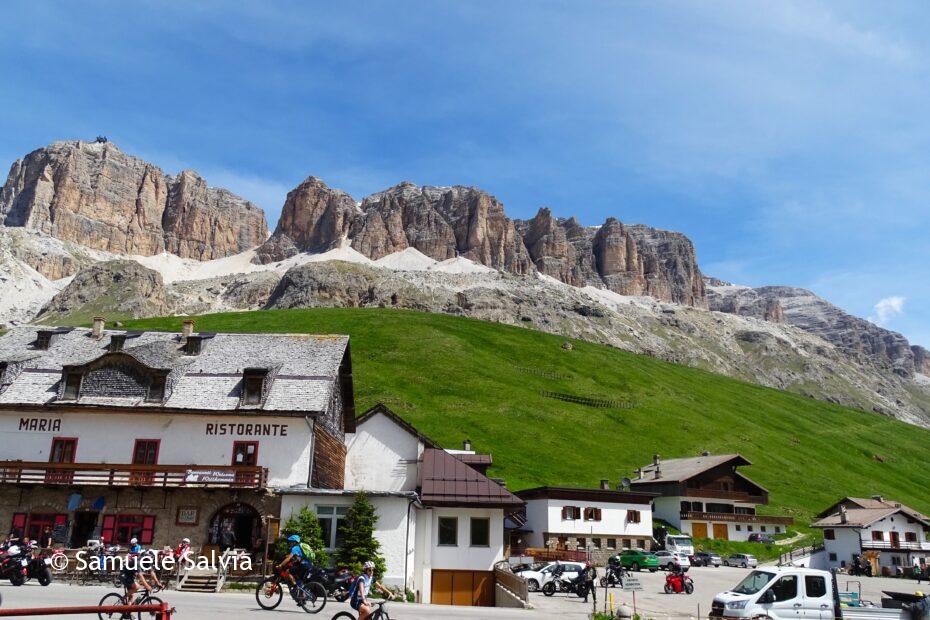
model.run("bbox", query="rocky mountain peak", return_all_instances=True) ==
[0,140,268,260]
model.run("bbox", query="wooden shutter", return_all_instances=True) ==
[595,508,603,521]
[100,515,116,543]
[573,506,581,520]
[140,516,156,544]
[561,506,568,519]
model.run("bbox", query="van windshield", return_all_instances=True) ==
[732,571,775,595]
[669,536,693,545]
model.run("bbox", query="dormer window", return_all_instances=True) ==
[241,368,268,406]
[147,375,166,403]
[62,372,82,400]
[35,331,53,350]
[184,336,203,356]
[109,335,126,352]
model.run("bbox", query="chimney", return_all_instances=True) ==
[653,454,661,479]
[871,494,884,503]
[653,454,660,466]
[182,319,195,339]
[463,439,472,452]
[92,317,106,339]
[702,450,711,457]
[636,468,644,480]
[600,479,610,490]
[840,505,848,524]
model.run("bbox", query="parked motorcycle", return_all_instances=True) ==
[24,544,53,586]
[542,565,590,597]
[664,567,694,594]
[600,564,628,588]
[306,566,355,602]
[0,545,29,586]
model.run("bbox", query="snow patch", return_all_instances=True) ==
[430,256,496,274]
[375,248,438,271]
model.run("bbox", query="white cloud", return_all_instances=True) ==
[869,296,906,326]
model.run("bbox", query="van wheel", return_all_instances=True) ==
[741,563,747,568]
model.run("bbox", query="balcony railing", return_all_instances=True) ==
[0,461,268,489]
[682,489,766,503]
[861,540,930,551]
[681,511,794,525]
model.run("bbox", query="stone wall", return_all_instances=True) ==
[0,483,279,550]
[543,533,652,566]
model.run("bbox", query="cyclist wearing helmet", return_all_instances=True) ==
[138,548,164,593]
[350,560,393,620]
[119,537,143,600]
[276,534,312,587]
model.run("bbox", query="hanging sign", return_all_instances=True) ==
[185,469,236,484]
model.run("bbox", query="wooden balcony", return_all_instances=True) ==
[0,461,268,489]
[682,489,766,503]
[861,540,930,551]
[681,511,794,525]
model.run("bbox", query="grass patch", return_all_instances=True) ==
[116,308,930,528]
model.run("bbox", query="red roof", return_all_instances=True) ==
[419,449,523,509]
[454,453,493,466]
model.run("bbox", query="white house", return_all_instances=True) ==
[630,453,793,542]
[0,320,356,552]
[811,497,930,573]
[515,484,655,564]
[279,404,523,607]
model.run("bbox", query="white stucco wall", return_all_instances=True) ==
[344,412,422,492]
[0,409,313,487]
[821,516,930,569]
[280,493,417,588]
[653,496,681,529]
[682,518,789,542]
[524,498,652,541]
[428,507,505,571]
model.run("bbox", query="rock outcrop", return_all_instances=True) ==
[254,176,357,263]
[706,281,917,377]
[36,259,169,323]
[1,140,268,260]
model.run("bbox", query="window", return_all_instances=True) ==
[35,331,52,350]
[872,531,884,541]
[12,513,67,541]
[577,537,586,549]
[829,553,837,562]
[184,336,203,356]
[775,526,782,533]
[628,510,641,524]
[130,439,159,485]
[62,372,82,400]
[824,529,835,540]
[46,438,77,484]
[747,526,754,532]
[892,556,902,566]
[584,507,602,521]
[316,505,349,550]
[761,526,767,532]
[232,441,259,484]
[147,375,166,402]
[622,538,631,549]
[906,532,918,543]
[109,335,126,352]
[636,539,645,549]
[101,514,155,544]
[241,369,268,406]
[805,576,827,598]
[769,575,798,601]
[606,538,616,549]
[438,516,458,546]
[470,517,490,547]
[561,506,581,521]
[592,538,601,549]
[681,501,691,512]
[736,525,742,531]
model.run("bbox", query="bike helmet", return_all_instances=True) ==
[287,534,301,543]
[130,537,138,544]
[181,538,190,544]
[363,561,375,570]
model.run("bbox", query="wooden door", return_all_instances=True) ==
[712,523,729,540]
[890,531,901,549]
[431,570,453,605]
[46,438,77,483]
[430,570,495,606]
[691,522,708,539]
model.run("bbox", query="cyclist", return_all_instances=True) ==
[118,538,143,602]
[138,548,165,593]
[350,560,393,620]
[275,534,313,588]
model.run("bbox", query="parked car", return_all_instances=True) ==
[747,533,775,545]
[517,561,585,592]
[654,550,691,570]
[693,551,722,567]
[723,553,758,568]
[619,550,661,572]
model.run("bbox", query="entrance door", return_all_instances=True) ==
[210,503,260,551]
[47,438,77,483]
[890,532,901,549]
[70,511,99,547]
[713,523,729,540]
[692,523,709,539]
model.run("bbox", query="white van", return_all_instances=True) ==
[664,534,694,556]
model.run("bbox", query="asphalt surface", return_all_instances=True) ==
[0,567,925,619]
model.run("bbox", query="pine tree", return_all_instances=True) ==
[276,506,329,565]
[334,492,386,579]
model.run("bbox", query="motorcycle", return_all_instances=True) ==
[0,544,29,586]
[664,568,694,594]
[23,543,53,586]
[306,566,354,602]
[600,564,628,588]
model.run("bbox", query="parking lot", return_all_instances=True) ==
[528,565,930,619]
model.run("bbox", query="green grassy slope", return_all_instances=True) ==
[121,308,930,527]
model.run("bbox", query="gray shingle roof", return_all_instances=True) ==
[0,326,348,415]
[631,454,751,484]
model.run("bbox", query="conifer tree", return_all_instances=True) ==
[334,492,386,579]
[276,506,329,565]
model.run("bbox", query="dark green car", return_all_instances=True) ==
[619,549,660,572]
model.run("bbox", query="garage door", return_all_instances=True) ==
[430,570,495,606]
[712,523,729,540]
[691,522,708,539]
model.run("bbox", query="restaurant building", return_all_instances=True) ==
[0,319,354,552]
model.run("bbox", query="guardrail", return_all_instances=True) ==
[681,511,794,525]
[515,547,588,562]
[779,543,824,565]
[0,461,267,488]
[494,565,529,603]
[0,603,172,618]
[861,540,930,551]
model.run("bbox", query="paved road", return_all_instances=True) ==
[0,568,925,619]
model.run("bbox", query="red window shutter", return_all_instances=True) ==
[11,513,26,532]
[574,506,581,520]
[140,516,156,544]
[101,515,116,543]
[596,508,602,521]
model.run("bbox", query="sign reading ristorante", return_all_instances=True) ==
[204,422,289,436]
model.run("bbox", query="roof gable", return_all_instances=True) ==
[631,453,751,484]
[419,448,523,509]
[356,403,440,448]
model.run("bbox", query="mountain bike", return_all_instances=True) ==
[331,599,391,620]
[97,583,165,620]
[255,563,327,614]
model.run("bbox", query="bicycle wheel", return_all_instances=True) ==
[255,577,284,610]
[296,581,327,614]
[138,595,164,620]
[97,592,127,620]
[330,614,355,620]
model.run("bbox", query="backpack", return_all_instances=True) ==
[298,542,315,563]
[348,575,364,606]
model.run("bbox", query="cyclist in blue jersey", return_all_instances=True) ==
[276,534,312,587]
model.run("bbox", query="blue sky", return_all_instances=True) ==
[1,1,928,345]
